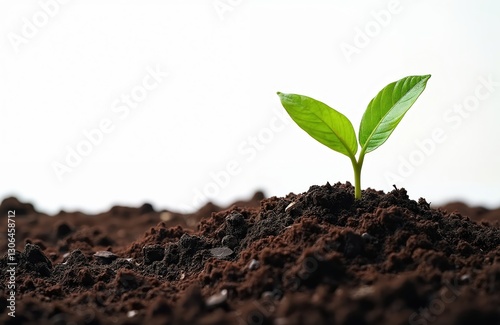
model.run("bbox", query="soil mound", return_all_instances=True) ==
[1,184,499,325]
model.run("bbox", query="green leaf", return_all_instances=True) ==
[277,92,358,158]
[359,75,431,153]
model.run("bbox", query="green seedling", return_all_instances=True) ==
[277,74,431,199]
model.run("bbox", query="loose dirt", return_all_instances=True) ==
[1,183,499,325]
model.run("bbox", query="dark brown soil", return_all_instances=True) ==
[1,183,499,325]
[440,201,500,225]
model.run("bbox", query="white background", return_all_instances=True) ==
[1,0,499,214]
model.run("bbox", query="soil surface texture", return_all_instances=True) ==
[1,183,499,325]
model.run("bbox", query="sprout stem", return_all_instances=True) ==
[351,151,366,200]
[354,163,361,199]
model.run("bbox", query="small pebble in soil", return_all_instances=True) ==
[209,247,233,259]
[285,201,296,212]
[261,291,273,299]
[248,259,260,270]
[361,232,374,241]
[205,289,228,308]
[221,235,238,249]
[350,285,375,299]
[127,310,138,318]
[94,250,118,264]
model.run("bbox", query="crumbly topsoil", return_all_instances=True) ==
[1,183,499,325]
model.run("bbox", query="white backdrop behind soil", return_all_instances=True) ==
[1,0,499,214]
